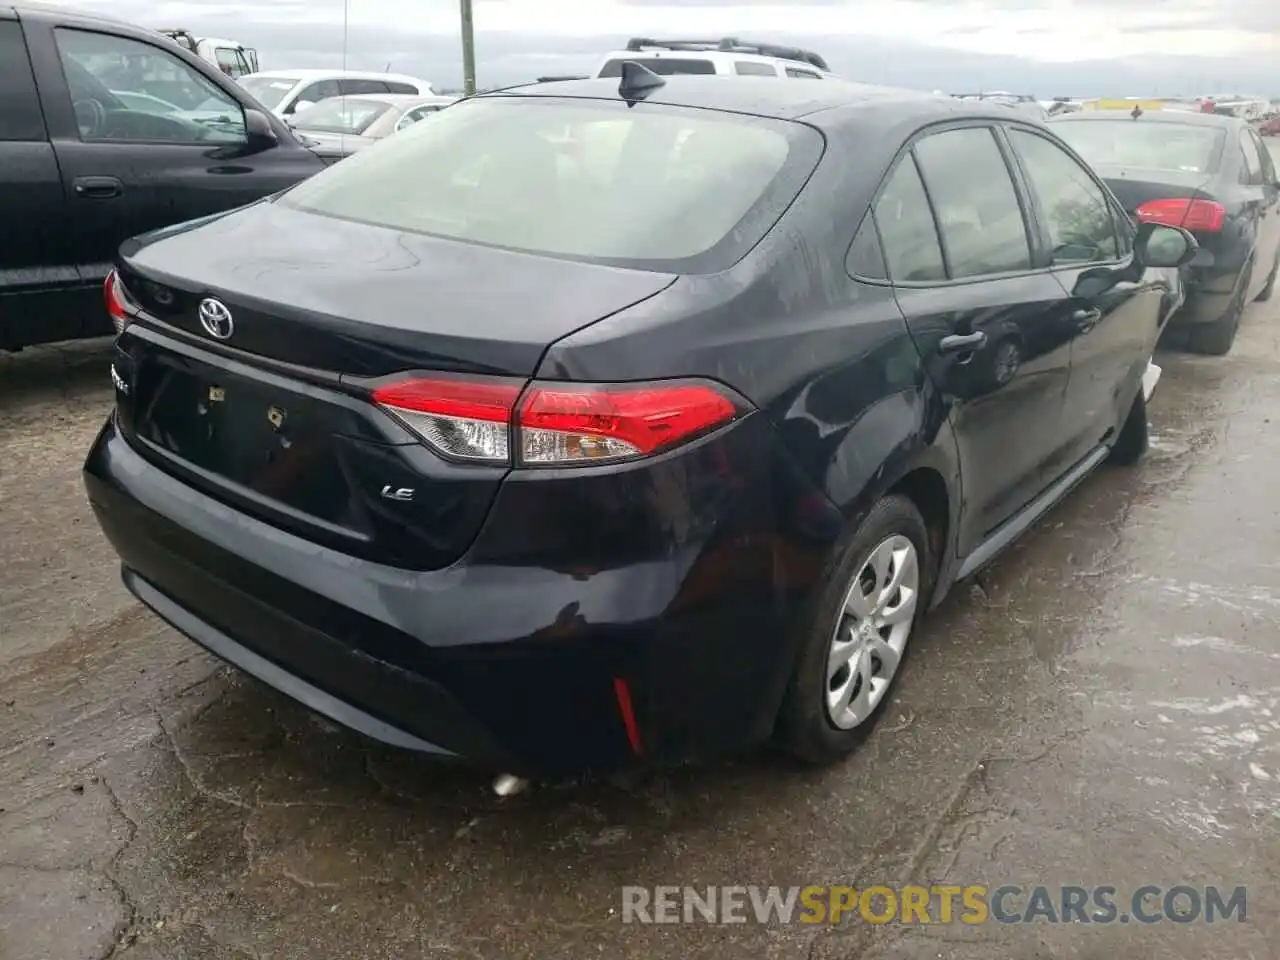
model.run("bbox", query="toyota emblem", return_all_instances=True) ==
[198,298,234,340]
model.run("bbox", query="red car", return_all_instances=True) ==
[1259,116,1280,136]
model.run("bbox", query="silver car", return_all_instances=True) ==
[289,93,457,161]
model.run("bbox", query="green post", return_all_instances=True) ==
[460,0,476,95]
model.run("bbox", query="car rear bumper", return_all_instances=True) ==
[84,412,835,775]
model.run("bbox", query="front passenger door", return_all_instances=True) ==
[1006,127,1164,467]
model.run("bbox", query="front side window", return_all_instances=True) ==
[54,28,245,143]
[384,81,419,94]
[873,156,946,283]
[213,47,250,78]
[735,61,777,76]
[278,97,821,272]
[341,79,389,96]
[291,79,340,111]
[1009,129,1119,264]
[786,68,821,79]
[913,127,1032,278]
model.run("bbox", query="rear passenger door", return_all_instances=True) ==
[0,14,81,348]
[876,124,1079,553]
[1005,126,1163,466]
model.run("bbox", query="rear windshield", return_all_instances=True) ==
[1053,119,1226,174]
[276,96,823,273]
[599,58,716,76]
[292,98,390,134]
[240,76,298,109]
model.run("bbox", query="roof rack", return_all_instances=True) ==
[623,37,829,72]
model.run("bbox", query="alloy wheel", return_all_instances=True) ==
[825,534,919,730]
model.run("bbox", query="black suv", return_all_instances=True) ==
[0,4,322,351]
[86,73,1196,777]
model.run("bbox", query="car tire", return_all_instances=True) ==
[1187,261,1251,356]
[1256,251,1279,303]
[1107,386,1149,466]
[776,494,933,765]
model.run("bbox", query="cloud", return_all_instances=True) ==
[74,0,1278,94]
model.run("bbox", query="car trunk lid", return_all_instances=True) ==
[112,202,677,569]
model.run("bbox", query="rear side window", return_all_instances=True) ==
[913,127,1032,278]
[0,21,46,141]
[598,58,716,77]
[1008,129,1119,263]
[847,215,887,280]
[341,79,389,96]
[384,81,419,94]
[735,61,777,76]
[873,156,946,282]
[786,68,821,79]
[278,96,822,273]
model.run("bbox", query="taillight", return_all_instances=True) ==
[371,377,522,463]
[1135,198,1225,232]
[518,382,740,464]
[104,270,135,334]
[371,376,747,466]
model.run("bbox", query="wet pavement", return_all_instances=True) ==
[3,300,1280,960]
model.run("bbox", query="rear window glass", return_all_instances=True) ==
[599,58,716,77]
[292,98,390,134]
[1052,119,1225,174]
[277,96,822,273]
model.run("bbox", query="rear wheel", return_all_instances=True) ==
[776,495,932,764]
[1108,386,1149,466]
[1188,261,1251,356]
[1256,251,1279,303]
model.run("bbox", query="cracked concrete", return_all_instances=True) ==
[3,294,1280,959]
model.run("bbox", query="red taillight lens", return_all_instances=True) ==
[371,377,522,462]
[518,381,740,464]
[104,270,132,333]
[1135,198,1224,232]
[370,376,746,466]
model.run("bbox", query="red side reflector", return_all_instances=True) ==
[518,381,740,464]
[1134,198,1224,232]
[613,677,643,755]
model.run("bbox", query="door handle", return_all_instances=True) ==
[73,176,123,199]
[938,331,987,355]
[1071,308,1102,331]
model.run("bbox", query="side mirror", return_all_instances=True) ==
[244,108,278,151]
[1135,223,1198,269]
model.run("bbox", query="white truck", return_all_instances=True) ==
[156,29,259,79]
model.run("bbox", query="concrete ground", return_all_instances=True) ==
[2,296,1279,960]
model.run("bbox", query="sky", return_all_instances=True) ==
[77,0,1278,96]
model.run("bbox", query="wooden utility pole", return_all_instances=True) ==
[460,0,476,95]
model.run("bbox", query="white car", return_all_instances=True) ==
[593,37,836,81]
[238,69,434,119]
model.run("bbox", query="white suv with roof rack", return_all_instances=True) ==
[593,38,836,81]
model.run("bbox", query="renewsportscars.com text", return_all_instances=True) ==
[620,884,1247,925]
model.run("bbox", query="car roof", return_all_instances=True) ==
[9,2,142,27]
[483,75,1019,124]
[311,93,456,107]
[1050,109,1246,129]
[244,69,431,84]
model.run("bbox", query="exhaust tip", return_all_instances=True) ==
[492,773,529,798]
